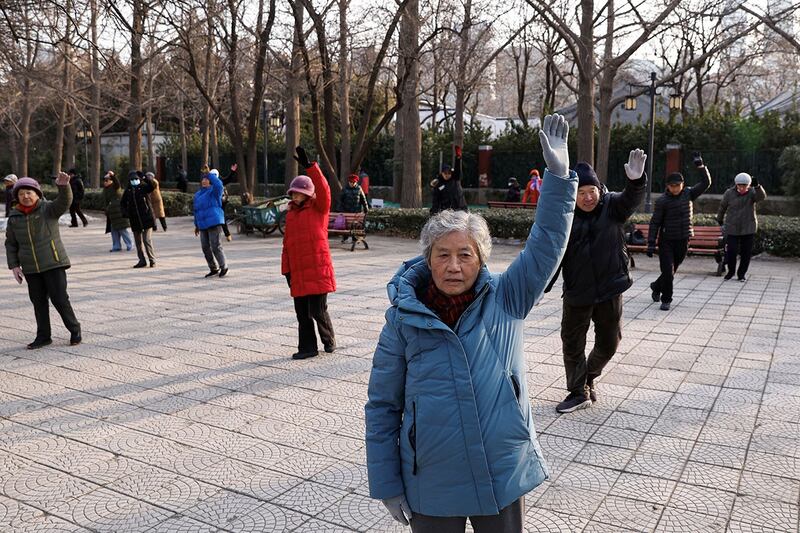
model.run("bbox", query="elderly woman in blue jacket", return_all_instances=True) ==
[365,114,577,532]
[194,169,229,278]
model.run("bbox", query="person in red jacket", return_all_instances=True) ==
[282,147,337,360]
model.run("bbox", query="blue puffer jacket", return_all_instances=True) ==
[193,173,225,230]
[365,169,577,517]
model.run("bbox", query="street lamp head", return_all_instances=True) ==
[624,96,637,111]
[669,93,683,111]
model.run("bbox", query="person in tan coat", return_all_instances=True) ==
[146,172,167,231]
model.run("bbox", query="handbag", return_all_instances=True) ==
[333,213,346,230]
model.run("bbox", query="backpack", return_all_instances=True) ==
[333,213,346,230]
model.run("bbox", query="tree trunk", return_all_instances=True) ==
[285,5,303,185]
[210,118,219,169]
[19,83,32,177]
[392,106,405,203]
[129,1,145,170]
[595,74,615,181]
[90,0,102,186]
[575,0,595,166]
[453,0,472,150]
[179,95,188,171]
[201,106,210,165]
[694,64,705,116]
[338,0,351,182]
[398,0,421,208]
[145,111,156,173]
[64,118,77,172]
[52,0,72,176]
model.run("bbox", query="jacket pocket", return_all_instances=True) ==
[409,400,417,475]
[50,240,60,262]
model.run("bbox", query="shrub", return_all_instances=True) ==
[778,145,800,196]
[368,209,800,257]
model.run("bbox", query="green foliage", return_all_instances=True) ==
[778,145,800,196]
[367,208,800,257]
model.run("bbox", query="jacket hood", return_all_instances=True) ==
[387,255,492,313]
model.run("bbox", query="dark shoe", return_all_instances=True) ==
[82,221,88,227]
[205,269,219,278]
[738,276,747,282]
[660,302,671,311]
[556,392,592,414]
[587,383,597,403]
[292,351,318,360]
[724,272,734,280]
[219,267,228,278]
[27,338,52,350]
[70,331,82,346]
[650,282,660,302]
[323,343,336,353]
[69,224,78,228]
[133,262,147,268]
[109,249,120,253]
[149,261,156,268]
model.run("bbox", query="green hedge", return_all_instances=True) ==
[367,208,800,257]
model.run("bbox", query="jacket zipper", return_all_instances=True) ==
[410,400,417,475]
[26,215,40,272]
[452,283,489,331]
[50,240,59,262]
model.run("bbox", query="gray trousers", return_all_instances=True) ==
[133,228,156,263]
[200,225,226,271]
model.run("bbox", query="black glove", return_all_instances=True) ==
[751,177,759,188]
[692,151,704,168]
[293,147,311,169]
[284,273,291,288]
[646,245,655,258]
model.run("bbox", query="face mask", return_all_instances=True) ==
[130,179,140,186]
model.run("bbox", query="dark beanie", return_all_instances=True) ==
[666,172,684,184]
[575,162,601,189]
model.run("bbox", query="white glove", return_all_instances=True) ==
[382,494,411,525]
[54,171,71,186]
[539,114,569,177]
[624,149,647,180]
[12,267,24,284]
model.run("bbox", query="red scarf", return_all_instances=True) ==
[15,202,38,215]
[420,280,475,329]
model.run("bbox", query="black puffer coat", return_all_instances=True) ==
[648,167,711,245]
[430,156,467,214]
[120,178,156,232]
[70,176,85,202]
[556,177,647,305]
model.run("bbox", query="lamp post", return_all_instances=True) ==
[624,72,682,213]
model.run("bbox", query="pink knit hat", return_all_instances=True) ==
[288,175,315,197]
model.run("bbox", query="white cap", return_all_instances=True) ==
[734,172,752,186]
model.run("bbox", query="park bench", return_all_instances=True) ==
[328,212,368,251]
[627,223,724,273]
[487,201,536,209]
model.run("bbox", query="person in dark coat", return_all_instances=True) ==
[101,171,132,252]
[504,177,521,202]
[68,169,88,227]
[716,172,766,281]
[4,174,18,217]
[5,173,81,349]
[282,147,336,360]
[547,151,647,414]
[647,152,711,310]
[430,146,467,214]
[120,170,157,268]
[176,164,189,193]
[338,174,369,213]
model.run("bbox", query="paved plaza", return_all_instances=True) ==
[1,214,799,532]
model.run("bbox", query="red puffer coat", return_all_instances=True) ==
[281,163,337,297]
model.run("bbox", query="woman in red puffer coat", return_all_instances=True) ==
[282,147,336,360]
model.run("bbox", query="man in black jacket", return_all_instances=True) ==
[68,169,88,227]
[551,150,647,413]
[648,153,711,311]
[430,146,467,214]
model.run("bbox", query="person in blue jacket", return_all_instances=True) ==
[365,114,577,532]
[193,169,228,278]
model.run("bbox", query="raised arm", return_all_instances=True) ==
[751,178,766,202]
[45,172,73,219]
[608,149,647,221]
[293,147,330,214]
[689,152,711,201]
[496,114,577,318]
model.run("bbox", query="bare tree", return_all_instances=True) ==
[394,0,422,207]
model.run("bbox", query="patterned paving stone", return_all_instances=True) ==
[273,480,350,515]
[654,507,727,533]
[610,472,677,505]
[666,483,735,517]
[3,464,99,512]
[737,471,800,503]
[69,488,175,532]
[314,492,384,531]
[182,489,265,528]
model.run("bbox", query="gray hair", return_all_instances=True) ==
[420,210,492,265]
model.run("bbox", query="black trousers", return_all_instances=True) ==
[70,201,88,226]
[410,499,524,533]
[725,233,754,279]
[293,294,335,353]
[25,267,80,340]
[652,238,688,303]
[561,295,623,395]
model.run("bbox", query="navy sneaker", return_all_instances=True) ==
[292,351,318,360]
[650,282,660,302]
[660,302,671,311]
[556,392,592,413]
